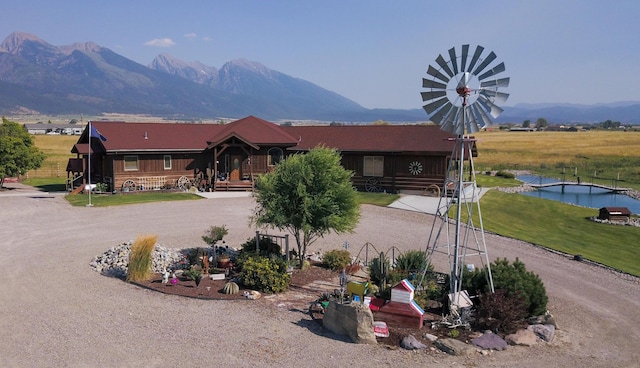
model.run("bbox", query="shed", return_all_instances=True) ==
[598,207,631,222]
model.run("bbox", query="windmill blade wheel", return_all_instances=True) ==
[177,176,192,191]
[365,177,382,192]
[122,179,136,192]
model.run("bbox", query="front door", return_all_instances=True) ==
[230,155,242,181]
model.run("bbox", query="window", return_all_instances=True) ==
[163,155,172,170]
[267,147,283,166]
[124,155,139,171]
[363,156,384,177]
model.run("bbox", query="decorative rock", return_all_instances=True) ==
[471,332,508,351]
[434,338,477,356]
[323,301,377,345]
[90,242,190,277]
[505,329,538,346]
[423,333,438,342]
[528,312,558,329]
[400,335,426,350]
[529,324,555,342]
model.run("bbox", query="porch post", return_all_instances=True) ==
[213,147,219,192]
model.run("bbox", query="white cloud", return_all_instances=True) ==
[202,36,213,42]
[144,38,176,47]
[184,33,197,39]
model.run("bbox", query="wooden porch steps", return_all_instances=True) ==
[214,181,254,192]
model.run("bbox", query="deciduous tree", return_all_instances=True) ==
[0,117,45,188]
[251,146,360,268]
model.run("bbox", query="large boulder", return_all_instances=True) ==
[505,328,538,346]
[434,338,477,356]
[529,324,555,342]
[400,335,426,350]
[471,332,508,351]
[323,301,377,344]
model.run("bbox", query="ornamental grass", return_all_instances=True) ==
[126,234,158,282]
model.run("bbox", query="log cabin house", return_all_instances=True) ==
[67,116,463,194]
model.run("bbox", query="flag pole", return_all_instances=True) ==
[87,120,93,207]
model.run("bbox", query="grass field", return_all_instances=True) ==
[474,130,640,188]
[27,135,78,179]
[463,190,640,277]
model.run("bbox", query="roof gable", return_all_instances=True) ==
[206,116,299,148]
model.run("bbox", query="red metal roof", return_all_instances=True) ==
[283,125,455,153]
[78,118,456,155]
[87,121,222,152]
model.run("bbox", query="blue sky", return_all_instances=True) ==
[2,0,639,109]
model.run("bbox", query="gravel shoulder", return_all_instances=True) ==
[0,189,638,367]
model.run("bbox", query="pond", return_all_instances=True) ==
[516,175,640,215]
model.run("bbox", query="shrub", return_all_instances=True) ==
[183,265,203,281]
[394,250,429,273]
[463,258,548,317]
[496,170,515,179]
[126,234,157,282]
[321,249,352,271]
[239,256,290,293]
[202,225,228,245]
[238,237,282,257]
[184,247,209,266]
[474,289,528,334]
[387,269,408,286]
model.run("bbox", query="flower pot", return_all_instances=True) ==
[217,257,231,268]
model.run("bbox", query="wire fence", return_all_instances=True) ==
[25,162,65,179]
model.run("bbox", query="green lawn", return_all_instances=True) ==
[65,192,202,207]
[467,190,640,276]
[356,192,400,206]
[22,177,68,192]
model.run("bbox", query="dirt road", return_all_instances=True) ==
[0,188,638,367]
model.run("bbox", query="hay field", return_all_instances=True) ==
[474,130,640,183]
[27,135,78,178]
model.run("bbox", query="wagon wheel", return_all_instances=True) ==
[424,184,441,197]
[122,179,136,192]
[365,177,381,192]
[177,176,192,191]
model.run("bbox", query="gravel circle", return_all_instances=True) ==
[0,190,638,367]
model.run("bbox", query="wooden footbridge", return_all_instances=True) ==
[529,181,630,193]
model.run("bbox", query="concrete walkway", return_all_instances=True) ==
[388,187,491,215]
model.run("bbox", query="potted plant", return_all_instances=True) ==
[217,254,231,268]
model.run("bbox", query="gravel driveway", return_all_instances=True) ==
[0,186,638,367]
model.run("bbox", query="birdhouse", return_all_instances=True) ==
[371,279,424,329]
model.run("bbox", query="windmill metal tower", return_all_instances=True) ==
[419,45,509,311]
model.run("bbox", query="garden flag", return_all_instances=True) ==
[90,124,107,141]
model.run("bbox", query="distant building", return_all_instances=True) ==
[598,207,631,222]
[24,123,86,135]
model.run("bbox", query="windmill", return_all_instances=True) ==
[419,45,509,314]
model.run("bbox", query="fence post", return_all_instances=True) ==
[285,234,289,262]
[255,231,260,253]
[365,243,369,266]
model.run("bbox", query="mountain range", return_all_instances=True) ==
[1,32,638,124]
